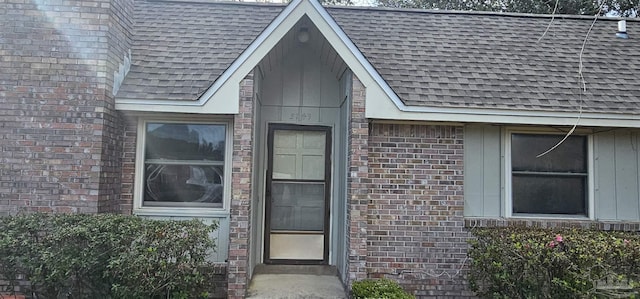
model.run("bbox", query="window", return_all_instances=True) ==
[508,132,589,217]
[139,121,228,210]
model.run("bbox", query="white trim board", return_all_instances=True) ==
[368,93,640,128]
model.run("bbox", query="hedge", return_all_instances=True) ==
[0,213,218,299]
[351,278,415,299]
[468,227,640,299]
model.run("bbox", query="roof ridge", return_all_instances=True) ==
[141,0,287,8]
[139,0,639,22]
[326,5,638,22]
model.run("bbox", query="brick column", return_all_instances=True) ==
[347,75,369,285]
[228,74,255,299]
[117,115,138,215]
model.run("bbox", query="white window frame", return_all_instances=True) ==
[133,116,233,217]
[503,128,595,220]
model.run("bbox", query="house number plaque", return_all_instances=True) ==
[288,112,313,121]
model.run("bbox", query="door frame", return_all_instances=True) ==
[264,123,332,265]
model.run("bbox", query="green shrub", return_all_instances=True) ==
[351,278,415,299]
[468,227,640,299]
[0,213,217,299]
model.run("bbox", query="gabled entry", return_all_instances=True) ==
[248,10,353,281]
[264,124,332,264]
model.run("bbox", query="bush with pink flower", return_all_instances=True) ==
[468,227,640,298]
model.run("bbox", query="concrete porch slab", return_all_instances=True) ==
[247,269,347,299]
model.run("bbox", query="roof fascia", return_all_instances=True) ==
[369,93,640,128]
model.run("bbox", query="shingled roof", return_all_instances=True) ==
[117,0,640,115]
[117,1,282,101]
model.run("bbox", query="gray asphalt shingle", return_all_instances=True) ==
[118,0,640,114]
[117,1,282,101]
[329,8,640,114]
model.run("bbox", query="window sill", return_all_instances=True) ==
[134,208,230,218]
[510,213,591,220]
[464,217,640,232]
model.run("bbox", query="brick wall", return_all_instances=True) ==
[346,75,369,286]
[98,0,133,213]
[116,114,137,214]
[227,75,255,299]
[0,0,132,214]
[367,123,473,298]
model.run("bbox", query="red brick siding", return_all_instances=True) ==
[367,123,473,298]
[209,264,228,299]
[0,0,132,215]
[347,75,369,285]
[227,75,255,299]
[116,114,137,214]
[99,0,134,213]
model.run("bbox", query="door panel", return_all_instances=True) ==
[265,125,331,264]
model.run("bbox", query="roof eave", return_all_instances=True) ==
[367,95,640,128]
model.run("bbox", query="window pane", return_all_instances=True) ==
[512,134,586,173]
[272,130,325,180]
[146,123,225,161]
[270,182,324,231]
[512,175,586,215]
[144,164,223,207]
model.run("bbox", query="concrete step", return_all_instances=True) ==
[253,264,338,275]
[247,265,346,299]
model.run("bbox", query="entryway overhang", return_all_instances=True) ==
[114,0,397,115]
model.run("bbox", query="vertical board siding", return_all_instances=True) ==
[321,63,340,107]
[613,130,640,220]
[482,126,501,217]
[594,132,617,220]
[282,50,301,107]
[464,125,640,221]
[463,125,484,216]
[212,217,230,262]
[638,131,640,220]
[255,41,346,269]
[262,45,341,109]
[463,124,501,217]
[302,57,321,106]
[262,61,283,106]
[466,127,640,221]
[140,215,229,262]
[592,130,640,221]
